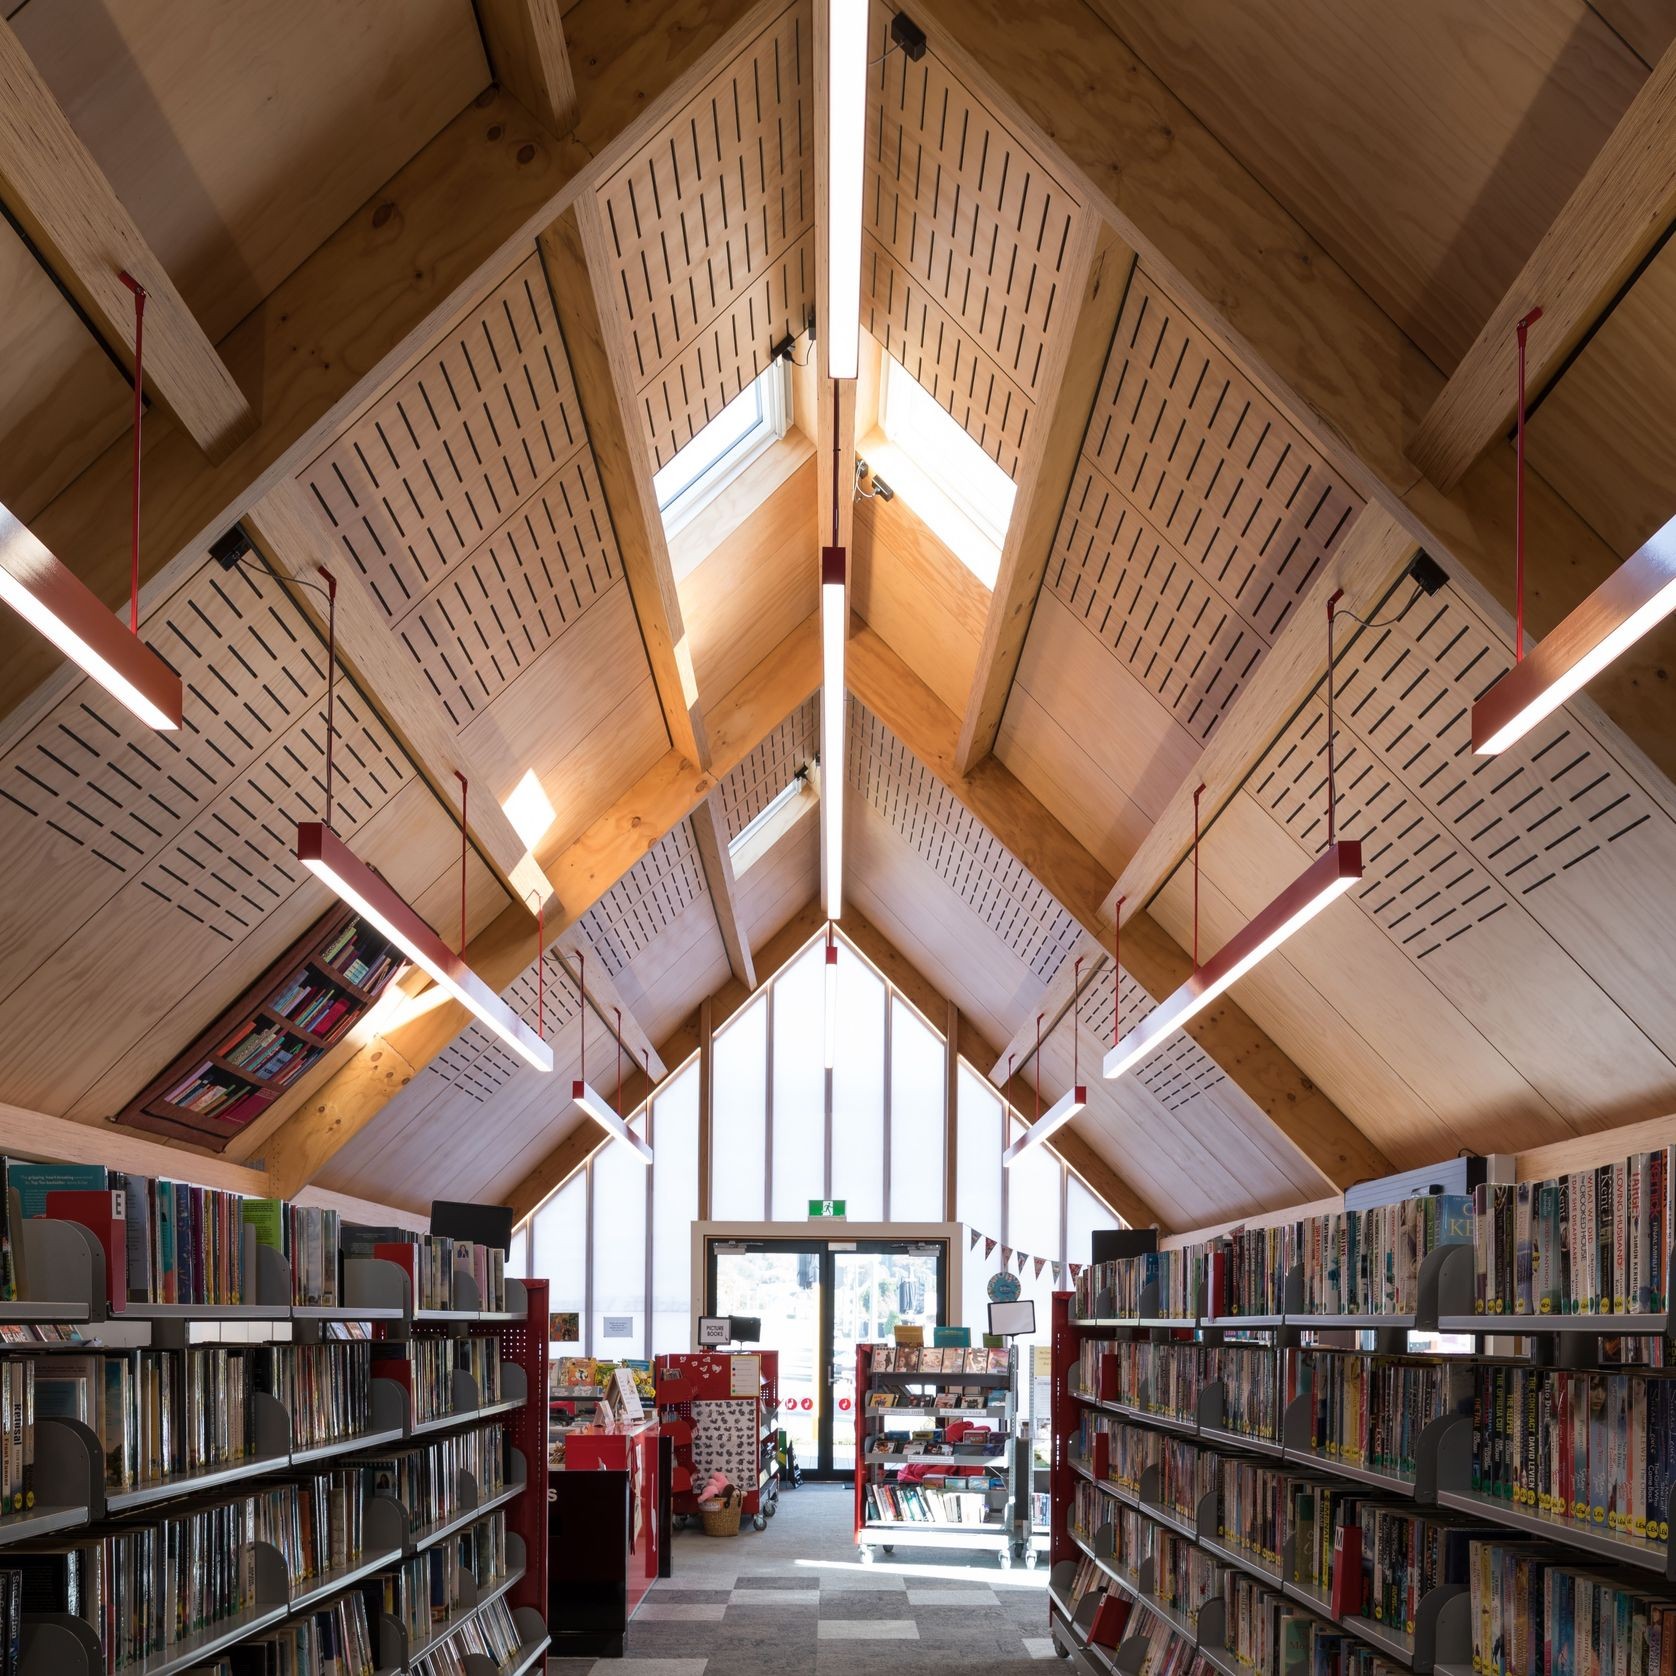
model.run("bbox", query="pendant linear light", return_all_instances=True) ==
[825,0,866,380]
[1105,598,1363,1081]
[296,568,552,1071]
[568,951,653,1164]
[1473,307,1676,753]
[1003,962,1086,1166]
[0,274,182,731]
[821,382,847,920]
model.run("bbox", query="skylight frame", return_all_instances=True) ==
[654,359,792,537]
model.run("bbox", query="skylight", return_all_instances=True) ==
[873,357,1018,585]
[653,359,790,537]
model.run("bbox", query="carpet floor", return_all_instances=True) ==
[548,1482,1057,1676]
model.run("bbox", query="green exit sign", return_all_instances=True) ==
[808,1199,847,1219]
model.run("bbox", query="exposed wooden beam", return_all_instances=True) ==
[260,616,820,1196]
[1,0,782,740]
[1408,41,1676,491]
[954,222,1133,773]
[244,482,551,910]
[839,904,1161,1230]
[507,899,828,1220]
[690,794,756,989]
[0,1099,269,1194]
[0,18,253,461]
[478,0,579,134]
[845,620,1389,1194]
[912,0,1675,785]
[539,205,708,767]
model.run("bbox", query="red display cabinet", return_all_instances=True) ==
[655,1349,780,1528]
[549,1418,662,1656]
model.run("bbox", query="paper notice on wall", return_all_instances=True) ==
[730,1353,761,1397]
[614,1365,645,1421]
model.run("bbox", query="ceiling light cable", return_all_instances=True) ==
[1514,307,1543,661]
[319,566,338,829]
[1071,958,1081,1087]
[1111,898,1124,1048]
[118,272,146,635]
[1326,591,1342,845]
[576,949,586,1086]
[525,893,545,1039]
[454,771,468,952]
[1191,783,1206,970]
[1034,1012,1043,1125]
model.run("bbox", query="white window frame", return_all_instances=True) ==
[655,358,791,538]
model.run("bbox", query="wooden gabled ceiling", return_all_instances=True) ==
[2,0,1675,1235]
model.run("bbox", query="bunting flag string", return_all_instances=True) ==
[969,1228,981,1250]
[1015,1249,1028,1272]
[999,1246,1012,1268]
[1033,1256,1047,1278]
[984,1237,997,1260]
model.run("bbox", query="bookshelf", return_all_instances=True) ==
[112,905,404,1150]
[854,1341,1021,1565]
[0,1194,548,1676]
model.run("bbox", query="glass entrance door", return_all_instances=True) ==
[708,1236,946,1478]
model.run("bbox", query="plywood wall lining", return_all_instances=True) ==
[717,696,818,840]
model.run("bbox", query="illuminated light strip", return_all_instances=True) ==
[296,821,553,1072]
[822,545,846,919]
[1472,519,1676,754]
[825,0,866,379]
[571,1078,653,1165]
[1103,841,1364,1080]
[1002,1085,1086,1165]
[0,499,182,731]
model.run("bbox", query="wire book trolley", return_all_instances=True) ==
[854,1340,1022,1566]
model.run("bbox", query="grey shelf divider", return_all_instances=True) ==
[11,1219,106,1322]
[377,1534,527,1669]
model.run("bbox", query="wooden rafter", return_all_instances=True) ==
[954,222,1133,773]
[0,18,253,461]
[538,204,710,768]
[244,483,551,911]
[690,794,756,989]
[478,0,579,135]
[845,620,1390,1194]
[258,615,820,1197]
[1407,40,1676,491]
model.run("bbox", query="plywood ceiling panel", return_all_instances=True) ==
[862,0,1084,476]
[607,890,731,1048]
[736,797,819,951]
[848,698,1082,987]
[1087,0,1646,369]
[594,1,814,468]
[680,456,818,707]
[577,821,708,978]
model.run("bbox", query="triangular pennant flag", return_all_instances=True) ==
[1033,1256,1048,1277]
[984,1237,997,1260]
[1070,1263,1084,1280]
[969,1228,982,1250]
[1053,1262,1065,1286]
[1015,1249,1029,1272]
[1000,1246,1012,1268]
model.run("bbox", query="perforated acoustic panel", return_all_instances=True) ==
[595,3,813,469]
[1073,962,1227,1113]
[848,698,1081,985]
[418,946,583,1107]
[0,560,410,957]
[1045,266,1361,751]
[577,823,708,978]
[1244,586,1659,963]
[862,0,1083,478]
[718,696,818,840]
[299,255,621,726]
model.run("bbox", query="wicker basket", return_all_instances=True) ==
[699,1497,742,1537]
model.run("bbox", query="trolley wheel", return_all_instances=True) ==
[764,1499,777,1517]
[753,1514,768,1531]
[882,1545,895,1555]
[1024,1547,1039,1569]
[997,1548,1013,1569]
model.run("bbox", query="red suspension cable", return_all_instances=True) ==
[1514,307,1543,661]
[454,772,468,952]
[1191,784,1206,970]
[527,895,545,1038]
[1326,590,1342,844]
[830,381,842,548]
[576,949,586,1086]
[1071,958,1081,1084]
[319,567,338,829]
[118,272,147,635]
[1034,1013,1043,1123]
[615,1007,623,1114]
[1111,898,1125,1047]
